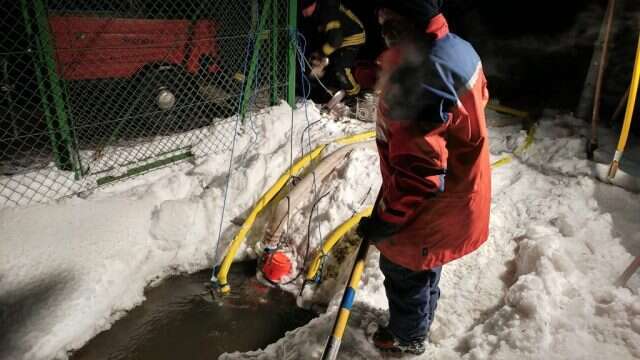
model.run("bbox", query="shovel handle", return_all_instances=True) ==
[321,239,370,360]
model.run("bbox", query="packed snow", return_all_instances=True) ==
[1,102,639,360]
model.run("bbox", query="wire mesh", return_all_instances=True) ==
[1,0,291,207]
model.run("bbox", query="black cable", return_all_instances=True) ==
[276,190,331,286]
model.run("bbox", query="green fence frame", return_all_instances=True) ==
[270,0,279,105]
[20,0,81,175]
[287,0,297,107]
[3,0,297,207]
[240,0,272,118]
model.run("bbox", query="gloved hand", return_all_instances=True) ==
[309,52,329,78]
[356,212,398,244]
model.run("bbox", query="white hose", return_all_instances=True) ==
[264,141,376,246]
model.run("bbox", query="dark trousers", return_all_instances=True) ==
[379,254,442,343]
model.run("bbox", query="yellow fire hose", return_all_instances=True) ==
[334,130,376,145]
[308,89,636,355]
[491,125,536,169]
[304,207,373,284]
[313,127,539,359]
[216,114,535,294]
[608,35,640,179]
[213,131,375,294]
[316,111,634,358]
[305,127,538,290]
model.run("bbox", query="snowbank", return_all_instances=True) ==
[222,110,640,360]
[0,102,369,360]
[2,104,639,360]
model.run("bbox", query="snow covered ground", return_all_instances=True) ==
[221,111,640,360]
[1,102,639,359]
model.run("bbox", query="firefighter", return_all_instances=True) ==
[356,0,491,355]
[301,0,366,101]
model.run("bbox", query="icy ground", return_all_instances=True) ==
[1,102,639,359]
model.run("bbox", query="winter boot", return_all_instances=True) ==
[372,326,426,355]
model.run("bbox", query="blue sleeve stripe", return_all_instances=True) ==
[340,287,356,310]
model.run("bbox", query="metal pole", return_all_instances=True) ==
[287,0,297,107]
[321,239,370,360]
[20,0,57,158]
[32,0,80,176]
[19,0,64,170]
[608,35,640,179]
[240,0,272,119]
[270,0,279,105]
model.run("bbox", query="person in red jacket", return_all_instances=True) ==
[357,0,491,355]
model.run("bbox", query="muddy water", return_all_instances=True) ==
[72,261,315,359]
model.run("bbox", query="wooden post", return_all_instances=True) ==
[617,256,640,287]
[588,0,617,159]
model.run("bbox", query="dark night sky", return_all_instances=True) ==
[338,0,639,127]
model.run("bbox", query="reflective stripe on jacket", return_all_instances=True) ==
[319,3,365,56]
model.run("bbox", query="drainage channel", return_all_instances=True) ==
[71,261,315,359]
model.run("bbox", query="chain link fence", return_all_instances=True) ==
[1,0,294,208]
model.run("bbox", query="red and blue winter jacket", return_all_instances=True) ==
[375,14,491,271]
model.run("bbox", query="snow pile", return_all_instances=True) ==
[222,110,640,360]
[2,104,640,360]
[490,112,640,191]
[0,102,369,360]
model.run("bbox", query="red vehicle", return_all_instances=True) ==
[48,14,221,111]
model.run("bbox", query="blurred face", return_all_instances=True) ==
[377,8,415,48]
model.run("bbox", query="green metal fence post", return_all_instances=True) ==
[287,0,297,107]
[22,0,81,176]
[240,0,272,119]
[19,0,59,167]
[32,0,81,177]
[20,0,72,172]
[270,0,279,105]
